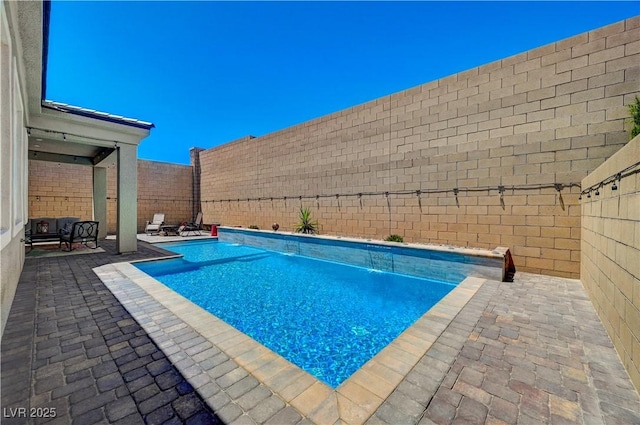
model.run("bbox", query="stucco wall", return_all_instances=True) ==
[199,18,640,278]
[581,134,640,392]
[28,159,193,233]
[1,0,28,338]
[0,236,25,339]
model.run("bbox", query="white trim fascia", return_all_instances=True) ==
[30,111,150,147]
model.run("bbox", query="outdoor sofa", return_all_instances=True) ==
[26,217,79,247]
[25,217,99,251]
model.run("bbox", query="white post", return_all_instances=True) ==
[93,166,108,240]
[116,144,137,253]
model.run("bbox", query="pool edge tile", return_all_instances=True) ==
[290,381,336,421]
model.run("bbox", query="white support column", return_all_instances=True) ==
[93,166,108,240]
[116,144,137,253]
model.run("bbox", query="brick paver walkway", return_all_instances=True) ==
[1,241,221,425]
[368,274,640,425]
[2,240,639,424]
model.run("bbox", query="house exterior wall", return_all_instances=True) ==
[581,134,640,392]
[1,1,29,338]
[199,18,640,278]
[28,159,193,234]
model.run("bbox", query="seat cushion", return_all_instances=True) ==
[57,217,79,235]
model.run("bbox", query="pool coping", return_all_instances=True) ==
[94,261,486,424]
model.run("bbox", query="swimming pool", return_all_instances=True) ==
[135,239,457,387]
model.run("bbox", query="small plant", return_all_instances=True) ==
[385,234,404,243]
[248,225,260,230]
[628,96,640,140]
[295,207,318,234]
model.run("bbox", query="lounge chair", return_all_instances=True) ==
[180,212,203,237]
[145,213,165,235]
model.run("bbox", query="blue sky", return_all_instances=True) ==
[46,1,639,165]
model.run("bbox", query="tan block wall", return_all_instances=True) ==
[29,159,193,233]
[581,135,640,393]
[106,160,193,233]
[200,18,640,278]
[28,160,95,220]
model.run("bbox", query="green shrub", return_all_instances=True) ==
[628,96,640,140]
[295,207,318,234]
[385,234,404,242]
[248,225,260,230]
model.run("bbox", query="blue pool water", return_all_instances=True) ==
[135,240,457,388]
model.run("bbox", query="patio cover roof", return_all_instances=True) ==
[28,100,154,167]
[15,0,154,252]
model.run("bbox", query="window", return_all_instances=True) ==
[12,58,25,233]
[0,2,12,248]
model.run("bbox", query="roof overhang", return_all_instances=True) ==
[42,101,155,130]
[28,102,152,166]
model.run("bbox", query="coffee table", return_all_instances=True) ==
[160,224,180,236]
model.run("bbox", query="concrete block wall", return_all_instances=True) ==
[28,160,95,220]
[581,134,640,392]
[199,18,640,278]
[28,159,193,234]
[107,159,194,233]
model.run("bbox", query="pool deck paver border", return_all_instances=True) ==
[2,238,640,424]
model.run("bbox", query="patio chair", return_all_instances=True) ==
[180,212,203,237]
[145,213,165,235]
[59,221,99,251]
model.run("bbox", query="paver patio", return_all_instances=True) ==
[1,239,639,424]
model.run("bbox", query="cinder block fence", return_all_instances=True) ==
[199,18,640,278]
[581,134,640,391]
[28,159,193,234]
